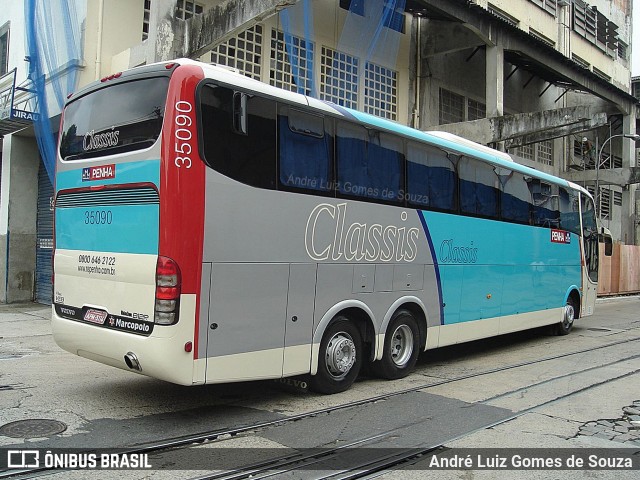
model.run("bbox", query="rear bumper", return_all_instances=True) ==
[51,295,199,385]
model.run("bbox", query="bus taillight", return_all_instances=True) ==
[155,256,181,325]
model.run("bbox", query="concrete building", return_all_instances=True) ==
[0,0,637,303]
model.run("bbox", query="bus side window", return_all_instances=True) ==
[336,122,403,204]
[528,180,560,228]
[459,156,500,219]
[278,107,333,193]
[499,170,532,224]
[559,187,581,235]
[199,84,276,189]
[406,142,457,212]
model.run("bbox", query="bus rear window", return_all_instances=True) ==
[59,77,170,161]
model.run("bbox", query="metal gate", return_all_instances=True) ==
[35,163,53,304]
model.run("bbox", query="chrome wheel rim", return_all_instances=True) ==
[563,303,575,330]
[325,332,356,380]
[390,324,414,367]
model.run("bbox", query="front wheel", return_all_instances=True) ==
[309,316,363,394]
[554,296,577,336]
[371,310,420,380]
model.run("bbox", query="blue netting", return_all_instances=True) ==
[339,0,406,69]
[279,0,316,97]
[279,0,406,101]
[24,0,82,184]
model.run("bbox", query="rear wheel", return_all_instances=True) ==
[372,310,420,380]
[554,296,577,336]
[309,316,363,394]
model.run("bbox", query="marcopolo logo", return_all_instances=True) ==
[305,203,420,262]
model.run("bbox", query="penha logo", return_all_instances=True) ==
[82,164,116,182]
[551,229,571,244]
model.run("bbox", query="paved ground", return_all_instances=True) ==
[0,297,639,478]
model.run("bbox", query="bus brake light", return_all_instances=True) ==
[155,256,181,325]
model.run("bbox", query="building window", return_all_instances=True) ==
[0,24,8,77]
[320,46,359,109]
[270,29,314,95]
[339,0,405,33]
[599,188,611,219]
[514,141,553,166]
[176,0,203,20]
[516,144,535,161]
[211,25,263,80]
[572,0,619,56]
[364,62,397,120]
[618,41,628,61]
[537,140,553,165]
[487,4,519,26]
[529,0,557,17]
[467,98,486,121]
[439,88,464,125]
[142,0,151,41]
[613,190,622,206]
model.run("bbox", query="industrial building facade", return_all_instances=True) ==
[0,0,637,303]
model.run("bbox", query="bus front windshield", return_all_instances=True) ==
[59,77,170,161]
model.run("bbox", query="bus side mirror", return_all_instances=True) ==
[599,227,613,257]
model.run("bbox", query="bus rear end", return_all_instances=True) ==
[52,61,206,385]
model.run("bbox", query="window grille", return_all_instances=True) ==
[176,0,203,20]
[142,0,151,41]
[364,62,397,120]
[537,140,553,166]
[467,98,486,121]
[517,144,535,161]
[270,29,314,95]
[211,25,263,80]
[529,0,557,17]
[439,88,464,125]
[320,46,359,109]
[613,190,622,206]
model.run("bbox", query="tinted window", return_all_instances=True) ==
[459,156,499,218]
[528,180,560,228]
[559,187,581,235]
[279,108,332,192]
[336,122,403,203]
[581,193,598,282]
[200,85,276,189]
[498,169,532,224]
[406,142,457,212]
[60,77,169,160]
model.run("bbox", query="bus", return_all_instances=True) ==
[52,59,611,394]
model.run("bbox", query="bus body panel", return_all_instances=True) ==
[52,63,206,384]
[51,294,199,385]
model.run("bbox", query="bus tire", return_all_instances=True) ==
[372,310,420,380]
[554,296,577,336]
[309,316,363,394]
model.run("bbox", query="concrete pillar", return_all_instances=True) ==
[147,0,177,63]
[485,44,504,118]
[0,133,40,303]
[621,113,637,245]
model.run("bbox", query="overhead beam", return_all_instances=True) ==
[427,106,609,146]
[152,0,293,62]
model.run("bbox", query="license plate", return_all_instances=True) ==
[84,309,107,324]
